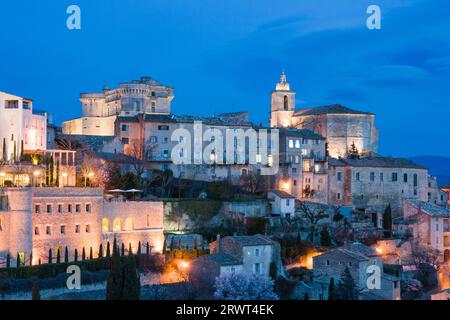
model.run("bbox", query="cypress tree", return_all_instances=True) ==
[269,261,278,280]
[89,247,93,260]
[13,141,16,162]
[113,237,117,255]
[178,239,182,250]
[16,252,21,268]
[106,242,111,258]
[99,244,104,258]
[170,239,174,257]
[6,253,10,270]
[32,283,41,300]
[48,249,52,264]
[64,247,69,263]
[336,267,358,300]
[146,242,150,255]
[2,138,6,162]
[320,225,332,247]
[82,247,86,261]
[38,258,41,266]
[129,243,133,255]
[121,243,125,256]
[137,241,142,255]
[383,204,393,238]
[29,253,33,267]
[74,249,78,262]
[121,253,140,300]
[162,238,167,254]
[328,277,336,300]
[106,241,122,300]
[20,140,24,161]
[56,248,61,264]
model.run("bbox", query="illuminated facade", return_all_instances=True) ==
[0,91,47,161]
[0,187,164,267]
[269,73,379,158]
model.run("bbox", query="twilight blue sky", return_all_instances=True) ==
[1,0,450,157]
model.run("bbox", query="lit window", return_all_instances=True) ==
[295,140,300,149]
[288,140,294,148]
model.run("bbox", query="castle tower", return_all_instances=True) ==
[7,188,33,266]
[270,71,295,128]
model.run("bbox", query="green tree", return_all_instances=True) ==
[89,247,94,260]
[121,243,125,256]
[99,244,104,258]
[56,248,61,264]
[269,262,278,281]
[64,247,69,263]
[74,249,78,262]
[2,138,6,162]
[137,241,142,255]
[348,141,359,159]
[383,204,392,238]
[32,283,41,300]
[335,267,358,300]
[106,242,111,258]
[328,277,336,300]
[82,247,86,261]
[16,252,21,268]
[48,249,52,264]
[320,225,332,247]
[106,248,141,300]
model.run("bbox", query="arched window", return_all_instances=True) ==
[125,218,134,231]
[113,218,122,232]
[102,218,110,232]
[284,95,289,110]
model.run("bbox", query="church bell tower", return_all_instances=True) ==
[270,71,295,128]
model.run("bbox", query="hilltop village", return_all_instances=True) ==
[0,73,449,300]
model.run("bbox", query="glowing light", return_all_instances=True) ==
[280,180,291,191]
[376,247,383,254]
[88,172,94,178]
[0,172,5,177]
[33,171,41,176]
[178,261,189,269]
[62,173,68,177]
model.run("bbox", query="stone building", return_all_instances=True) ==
[327,157,430,214]
[62,76,175,136]
[190,234,282,291]
[0,187,164,266]
[400,199,450,263]
[313,242,400,300]
[269,73,378,158]
[278,128,328,203]
[0,91,47,161]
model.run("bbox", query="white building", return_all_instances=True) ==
[268,190,295,217]
[0,91,47,161]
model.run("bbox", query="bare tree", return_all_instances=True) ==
[409,240,441,271]
[296,200,328,243]
[128,139,158,178]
